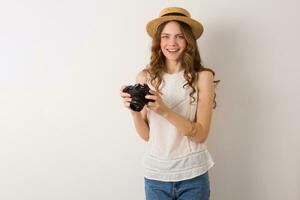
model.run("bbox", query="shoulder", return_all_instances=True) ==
[196,68,215,91]
[197,68,215,83]
[135,68,150,84]
[198,67,215,78]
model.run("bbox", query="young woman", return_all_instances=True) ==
[120,7,220,200]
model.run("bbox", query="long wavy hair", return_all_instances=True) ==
[144,20,220,109]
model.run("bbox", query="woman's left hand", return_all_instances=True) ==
[145,90,170,117]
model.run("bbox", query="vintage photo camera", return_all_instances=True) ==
[123,83,155,112]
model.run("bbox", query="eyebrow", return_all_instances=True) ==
[161,33,184,36]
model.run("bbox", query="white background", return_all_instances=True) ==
[0,0,299,199]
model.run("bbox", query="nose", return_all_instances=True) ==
[168,36,177,46]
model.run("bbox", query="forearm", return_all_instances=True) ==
[130,111,149,141]
[163,109,208,143]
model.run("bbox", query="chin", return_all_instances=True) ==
[166,57,180,61]
[165,55,181,60]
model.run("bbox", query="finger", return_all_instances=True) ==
[147,102,155,107]
[149,90,159,96]
[123,97,132,102]
[120,85,130,96]
[120,92,131,98]
[120,85,126,92]
[124,102,130,108]
[149,89,156,94]
[145,95,157,101]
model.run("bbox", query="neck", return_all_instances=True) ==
[165,60,182,74]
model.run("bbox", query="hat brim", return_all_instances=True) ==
[146,16,203,39]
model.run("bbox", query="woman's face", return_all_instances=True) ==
[160,21,187,62]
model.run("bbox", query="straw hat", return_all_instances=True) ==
[146,7,204,39]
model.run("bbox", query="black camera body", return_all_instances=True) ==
[123,83,155,112]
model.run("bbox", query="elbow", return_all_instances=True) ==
[192,130,209,144]
[138,130,149,142]
[197,136,208,144]
[142,134,149,142]
[144,137,149,142]
[188,123,210,144]
[192,138,206,144]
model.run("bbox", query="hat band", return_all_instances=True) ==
[161,12,187,17]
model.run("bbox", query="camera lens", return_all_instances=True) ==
[130,98,145,112]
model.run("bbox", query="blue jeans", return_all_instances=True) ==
[144,171,210,200]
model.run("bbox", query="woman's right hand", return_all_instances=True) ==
[120,85,132,109]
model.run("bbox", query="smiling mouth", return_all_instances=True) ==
[167,49,179,53]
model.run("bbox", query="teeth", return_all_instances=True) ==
[168,49,179,52]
